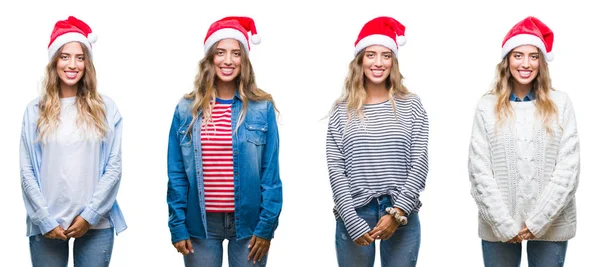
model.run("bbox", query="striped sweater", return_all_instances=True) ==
[326,95,429,240]
[468,90,579,242]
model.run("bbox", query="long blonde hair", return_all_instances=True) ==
[37,42,107,141]
[184,39,276,134]
[492,47,557,133]
[332,49,410,121]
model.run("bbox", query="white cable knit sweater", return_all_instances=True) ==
[468,90,579,242]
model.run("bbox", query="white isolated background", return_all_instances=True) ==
[0,0,598,266]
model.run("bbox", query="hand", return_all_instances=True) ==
[519,227,535,240]
[368,214,400,240]
[248,235,270,264]
[44,226,67,240]
[353,233,374,246]
[173,239,194,256]
[64,216,90,238]
[507,234,523,244]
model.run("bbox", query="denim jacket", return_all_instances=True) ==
[167,94,282,243]
[19,95,127,237]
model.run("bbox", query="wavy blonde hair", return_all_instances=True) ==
[37,42,107,141]
[492,47,557,133]
[184,39,276,134]
[332,49,410,121]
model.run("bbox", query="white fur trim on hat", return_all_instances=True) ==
[204,28,249,54]
[354,34,398,56]
[48,32,93,60]
[501,33,552,61]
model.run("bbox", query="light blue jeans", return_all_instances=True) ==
[29,228,114,267]
[335,196,421,267]
[184,212,268,267]
[482,240,568,267]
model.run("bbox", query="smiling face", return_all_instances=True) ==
[508,45,540,89]
[56,42,85,91]
[362,45,393,88]
[213,38,242,84]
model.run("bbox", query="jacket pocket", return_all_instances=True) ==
[245,123,267,145]
[179,128,192,147]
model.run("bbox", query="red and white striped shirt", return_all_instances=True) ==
[201,99,234,212]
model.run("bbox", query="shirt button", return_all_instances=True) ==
[233,150,238,155]
[234,172,238,176]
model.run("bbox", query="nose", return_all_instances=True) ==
[374,55,383,67]
[67,57,76,69]
[224,52,233,65]
[521,57,530,68]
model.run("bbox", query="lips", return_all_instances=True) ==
[371,69,385,77]
[64,71,79,79]
[220,67,234,75]
[518,70,532,79]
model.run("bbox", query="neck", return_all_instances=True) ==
[215,80,236,100]
[513,83,532,100]
[59,84,77,98]
[365,82,389,104]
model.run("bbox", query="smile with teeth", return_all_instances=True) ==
[221,67,234,75]
[371,69,385,77]
[518,70,532,78]
[64,71,79,79]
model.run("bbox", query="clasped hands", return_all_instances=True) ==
[354,209,404,247]
[508,227,535,244]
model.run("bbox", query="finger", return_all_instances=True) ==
[369,230,382,239]
[248,235,256,249]
[365,234,374,243]
[248,242,260,260]
[186,239,194,254]
[252,244,262,263]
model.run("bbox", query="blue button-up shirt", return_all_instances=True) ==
[167,94,282,243]
[510,91,535,102]
[20,95,127,237]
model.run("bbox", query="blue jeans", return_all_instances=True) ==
[29,228,114,267]
[184,212,268,267]
[482,240,568,267]
[335,196,421,267]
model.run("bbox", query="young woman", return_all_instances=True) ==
[167,16,282,267]
[468,16,579,267]
[20,16,127,267]
[326,16,429,267]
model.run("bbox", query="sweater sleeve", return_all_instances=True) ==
[525,96,580,238]
[391,96,429,216]
[326,106,370,241]
[468,107,520,242]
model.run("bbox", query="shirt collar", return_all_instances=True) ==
[509,91,535,102]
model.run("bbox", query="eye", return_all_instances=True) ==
[384,54,392,59]
[216,51,224,56]
[366,53,375,58]
[530,54,539,60]
[60,55,69,60]
[77,56,85,61]
[233,52,241,57]
[513,53,522,59]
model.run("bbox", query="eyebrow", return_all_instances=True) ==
[60,53,84,56]
[364,50,392,54]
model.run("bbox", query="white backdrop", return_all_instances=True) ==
[0,1,598,266]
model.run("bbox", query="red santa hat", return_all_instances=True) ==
[501,16,554,61]
[204,16,261,54]
[48,16,97,60]
[354,16,406,57]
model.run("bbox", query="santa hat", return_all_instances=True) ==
[354,16,406,57]
[48,16,97,60]
[501,16,554,61]
[204,16,261,54]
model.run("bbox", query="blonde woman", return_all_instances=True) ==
[167,17,282,266]
[468,16,579,267]
[326,16,429,267]
[20,16,126,266]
